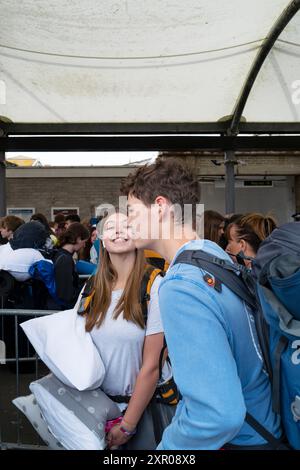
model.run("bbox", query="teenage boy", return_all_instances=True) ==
[121,158,281,450]
[0,215,24,241]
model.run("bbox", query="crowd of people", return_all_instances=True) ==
[0,212,101,309]
[1,157,299,450]
[0,207,278,311]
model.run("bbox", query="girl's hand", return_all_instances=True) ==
[106,424,132,449]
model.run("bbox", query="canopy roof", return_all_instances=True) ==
[0,0,299,126]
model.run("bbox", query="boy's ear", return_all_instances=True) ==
[154,195,169,207]
[155,196,166,219]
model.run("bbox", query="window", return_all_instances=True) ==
[51,207,79,220]
[7,207,35,222]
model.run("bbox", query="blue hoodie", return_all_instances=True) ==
[157,239,281,450]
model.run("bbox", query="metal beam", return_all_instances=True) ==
[2,135,300,152]
[1,121,300,136]
[0,122,229,136]
[224,151,237,214]
[0,151,6,217]
[229,0,300,135]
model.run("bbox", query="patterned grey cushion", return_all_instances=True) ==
[12,394,64,449]
[29,373,122,450]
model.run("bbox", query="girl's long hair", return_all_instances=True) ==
[85,227,146,332]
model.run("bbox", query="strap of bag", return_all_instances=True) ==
[107,394,131,404]
[272,335,289,414]
[140,265,164,326]
[159,336,168,379]
[174,250,257,311]
[245,413,287,450]
[149,398,164,445]
[140,267,174,393]
[174,249,273,378]
[77,274,95,315]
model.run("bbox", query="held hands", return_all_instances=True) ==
[106,419,137,449]
[106,424,130,448]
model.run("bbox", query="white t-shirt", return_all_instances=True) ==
[90,275,172,397]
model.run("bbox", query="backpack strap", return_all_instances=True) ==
[174,250,274,380]
[140,266,169,383]
[77,275,95,315]
[149,398,165,445]
[273,335,289,415]
[245,413,287,450]
[174,250,258,311]
[159,336,168,379]
[140,265,164,326]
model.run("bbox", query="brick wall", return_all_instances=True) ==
[160,151,300,176]
[6,177,123,221]
[5,152,300,220]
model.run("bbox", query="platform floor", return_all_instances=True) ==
[0,362,49,448]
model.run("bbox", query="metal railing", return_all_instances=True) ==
[0,308,57,450]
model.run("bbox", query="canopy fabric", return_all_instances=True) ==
[0,0,299,124]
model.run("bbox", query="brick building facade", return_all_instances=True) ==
[5,152,300,224]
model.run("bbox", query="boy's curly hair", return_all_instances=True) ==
[120,157,200,228]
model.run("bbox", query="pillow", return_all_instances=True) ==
[21,305,105,391]
[0,243,44,281]
[29,374,122,450]
[12,394,64,450]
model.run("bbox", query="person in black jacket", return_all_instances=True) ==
[48,223,89,310]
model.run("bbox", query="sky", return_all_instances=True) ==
[6,151,158,166]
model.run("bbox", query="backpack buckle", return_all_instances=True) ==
[214,257,226,267]
[291,396,300,422]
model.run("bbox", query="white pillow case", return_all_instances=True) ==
[21,303,105,391]
[0,243,44,281]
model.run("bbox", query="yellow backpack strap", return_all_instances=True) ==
[140,265,164,326]
[144,250,168,272]
[146,267,163,297]
[77,275,95,316]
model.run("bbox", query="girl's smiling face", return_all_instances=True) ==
[102,213,135,254]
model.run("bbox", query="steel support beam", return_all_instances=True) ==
[229,0,300,135]
[2,135,300,152]
[1,122,300,136]
[224,151,237,214]
[0,150,6,217]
